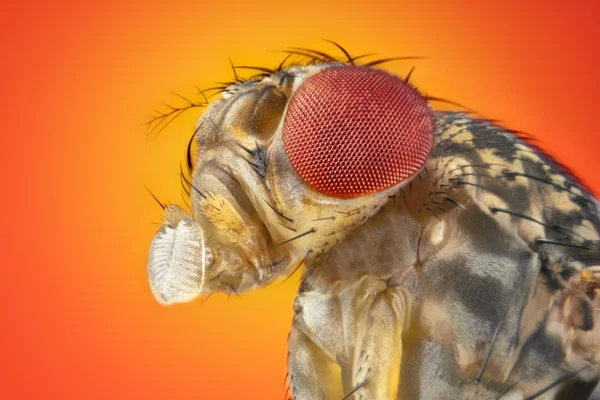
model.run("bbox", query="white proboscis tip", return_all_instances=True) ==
[147,219,211,305]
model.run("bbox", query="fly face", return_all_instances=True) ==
[148,61,434,304]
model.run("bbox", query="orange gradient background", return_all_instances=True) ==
[2,1,599,399]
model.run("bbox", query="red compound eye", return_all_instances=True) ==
[282,66,434,198]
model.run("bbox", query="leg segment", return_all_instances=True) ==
[288,319,344,400]
[345,278,408,399]
[289,275,409,400]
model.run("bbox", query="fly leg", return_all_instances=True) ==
[343,276,409,400]
[288,318,344,400]
[289,275,409,400]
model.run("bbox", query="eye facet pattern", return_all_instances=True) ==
[283,66,434,198]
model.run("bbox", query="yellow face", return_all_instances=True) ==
[148,60,433,303]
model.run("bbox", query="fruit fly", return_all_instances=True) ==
[146,43,600,399]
